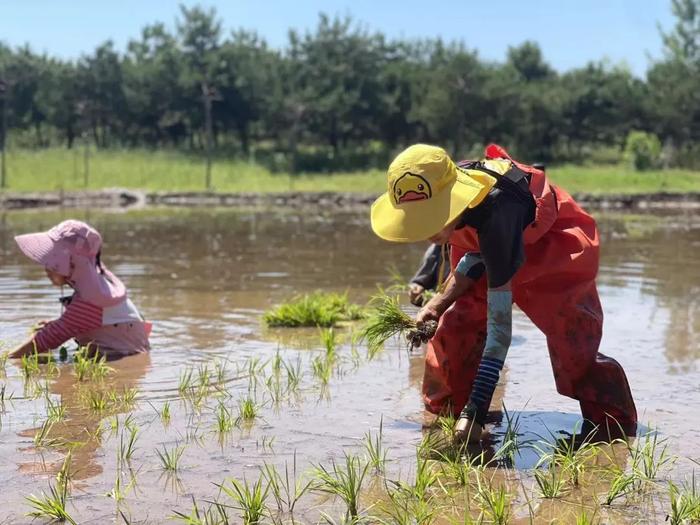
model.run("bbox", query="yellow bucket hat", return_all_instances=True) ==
[371,144,496,242]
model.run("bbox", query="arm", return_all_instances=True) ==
[455,183,533,442]
[416,251,485,326]
[9,298,102,359]
[8,337,40,358]
[455,281,513,442]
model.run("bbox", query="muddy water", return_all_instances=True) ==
[0,207,698,524]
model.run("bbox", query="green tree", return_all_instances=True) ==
[76,41,127,147]
[123,23,186,146]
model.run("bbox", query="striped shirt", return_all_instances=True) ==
[34,295,150,357]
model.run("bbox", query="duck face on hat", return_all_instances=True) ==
[393,172,432,204]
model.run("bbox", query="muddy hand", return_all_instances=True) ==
[406,320,438,350]
[454,417,483,444]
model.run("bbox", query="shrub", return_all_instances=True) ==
[624,131,661,171]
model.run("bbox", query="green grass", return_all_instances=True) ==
[1,148,384,193]
[548,164,700,194]
[4,148,699,194]
[263,292,365,328]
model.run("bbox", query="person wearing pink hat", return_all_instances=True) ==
[9,220,151,359]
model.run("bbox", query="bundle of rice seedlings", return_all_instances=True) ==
[263,292,365,328]
[361,293,437,354]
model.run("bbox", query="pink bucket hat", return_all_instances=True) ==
[15,220,126,307]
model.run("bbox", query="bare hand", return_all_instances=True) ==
[31,320,50,333]
[408,283,425,306]
[416,305,440,327]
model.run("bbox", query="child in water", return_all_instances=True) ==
[9,220,151,360]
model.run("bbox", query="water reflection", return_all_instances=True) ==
[598,213,700,369]
[16,353,150,483]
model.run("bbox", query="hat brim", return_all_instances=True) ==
[370,172,491,243]
[14,232,57,266]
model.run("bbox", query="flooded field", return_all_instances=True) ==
[0,207,698,524]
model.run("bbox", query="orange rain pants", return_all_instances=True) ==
[422,145,638,430]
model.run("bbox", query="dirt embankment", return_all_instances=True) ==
[1,189,700,211]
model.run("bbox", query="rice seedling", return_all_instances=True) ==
[236,397,260,426]
[534,426,599,488]
[160,401,172,425]
[24,378,50,400]
[25,481,77,525]
[82,389,109,413]
[284,358,303,392]
[106,466,131,504]
[627,428,675,482]
[56,451,74,489]
[45,394,66,423]
[186,384,210,413]
[119,426,139,463]
[360,293,416,356]
[413,454,440,502]
[602,469,637,505]
[0,383,12,407]
[263,291,364,328]
[475,476,510,525]
[533,465,567,498]
[435,444,489,488]
[362,292,438,359]
[111,386,139,409]
[246,356,268,385]
[364,417,388,473]
[214,359,228,384]
[313,453,369,520]
[437,412,457,436]
[262,453,313,515]
[73,347,112,381]
[496,404,523,465]
[172,496,230,525]
[156,443,185,472]
[312,355,333,385]
[214,401,235,434]
[34,419,59,448]
[270,352,283,377]
[575,510,596,525]
[20,349,42,379]
[179,367,195,395]
[0,351,8,375]
[265,374,285,405]
[320,328,338,362]
[197,364,211,388]
[219,477,270,525]
[667,474,700,525]
[382,484,438,525]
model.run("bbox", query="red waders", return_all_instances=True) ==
[422,144,638,431]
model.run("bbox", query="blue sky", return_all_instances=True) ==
[0,0,675,76]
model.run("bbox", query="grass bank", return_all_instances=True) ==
[2,148,700,194]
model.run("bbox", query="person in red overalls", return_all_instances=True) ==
[370,143,637,443]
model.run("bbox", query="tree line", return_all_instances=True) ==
[1,1,699,171]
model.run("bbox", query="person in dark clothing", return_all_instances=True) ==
[408,243,450,306]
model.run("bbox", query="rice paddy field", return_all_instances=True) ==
[0,207,699,524]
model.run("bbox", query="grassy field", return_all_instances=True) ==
[2,148,700,194]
